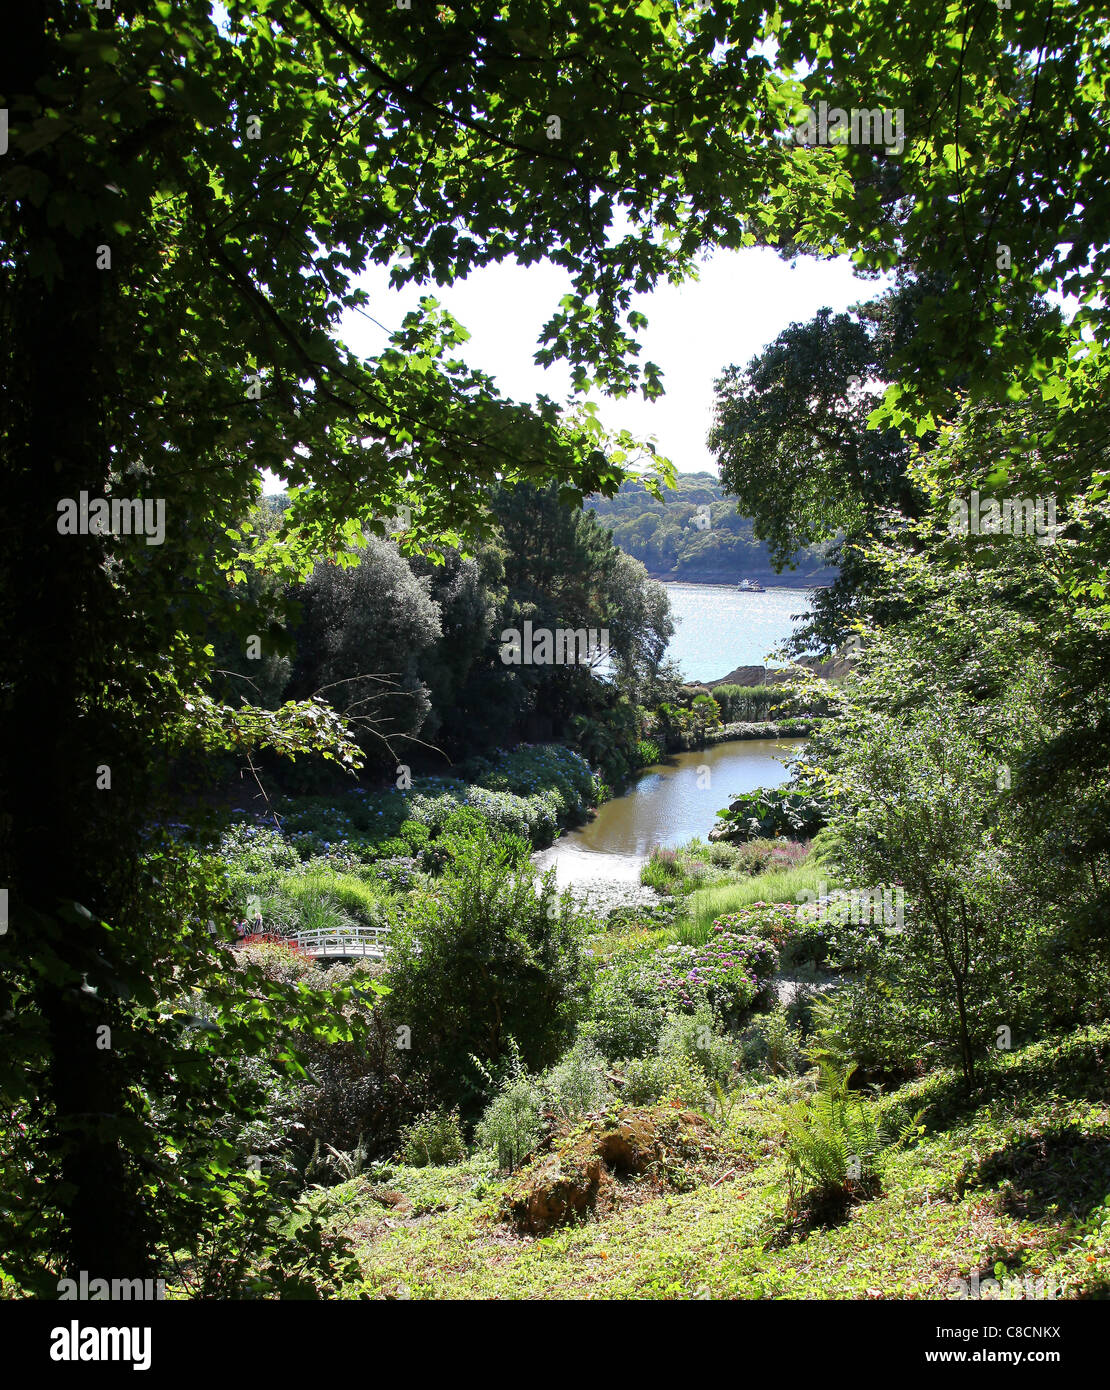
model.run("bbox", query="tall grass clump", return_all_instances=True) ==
[682,858,838,945]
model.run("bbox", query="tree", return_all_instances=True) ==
[292,538,442,759]
[818,697,1033,1090]
[1,0,833,1280]
[604,551,674,700]
[385,834,587,1112]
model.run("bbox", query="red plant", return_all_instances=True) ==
[236,932,307,956]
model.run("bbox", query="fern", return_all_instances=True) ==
[781,1055,924,1215]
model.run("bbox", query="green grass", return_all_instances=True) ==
[267,869,395,934]
[336,1026,1110,1300]
[682,859,840,944]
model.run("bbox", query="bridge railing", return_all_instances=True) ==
[289,926,390,958]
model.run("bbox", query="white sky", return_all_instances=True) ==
[264,246,885,491]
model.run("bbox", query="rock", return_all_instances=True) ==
[708,653,855,687]
[506,1150,613,1236]
[708,664,774,687]
[503,1106,719,1235]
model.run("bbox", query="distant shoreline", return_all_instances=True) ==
[654,578,832,590]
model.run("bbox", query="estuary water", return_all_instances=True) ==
[663,582,814,683]
[533,736,802,891]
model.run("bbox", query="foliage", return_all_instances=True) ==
[782,1058,922,1218]
[385,829,590,1107]
[589,474,835,585]
[475,1074,545,1175]
[810,691,1045,1089]
[684,860,835,944]
[712,683,794,723]
[713,787,829,843]
[396,1110,467,1169]
[583,951,676,1063]
[652,931,778,1026]
[9,0,1110,1288]
[623,1052,708,1109]
[742,1007,805,1077]
[541,1038,612,1123]
[172,1173,363,1301]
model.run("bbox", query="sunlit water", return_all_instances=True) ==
[533,737,802,890]
[664,583,815,683]
[531,583,814,892]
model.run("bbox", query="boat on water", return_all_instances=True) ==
[736,578,766,592]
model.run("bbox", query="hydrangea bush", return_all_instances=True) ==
[653,930,778,1025]
[267,744,596,861]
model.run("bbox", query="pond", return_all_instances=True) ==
[533,736,802,891]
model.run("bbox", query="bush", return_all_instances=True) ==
[369,856,422,892]
[653,930,778,1026]
[713,787,829,844]
[385,828,589,1108]
[475,1073,545,1172]
[635,738,663,768]
[583,952,673,1061]
[623,1051,707,1108]
[541,1038,610,1121]
[418,806,531,875]
[782,1058,922,1217]
[219,823,302,901]
[658,1007,736,1089]
[396,1109,467,1167]
[742,1006,804,1076]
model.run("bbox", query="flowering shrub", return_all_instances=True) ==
[370,856,422,892]
[226,745,597,871]
[461,744,594,822]
[219,823,301,897]
[654,931,779,1024]
[711,904,827,968]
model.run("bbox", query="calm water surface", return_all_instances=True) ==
[534,737,802,889]
[664,583,815,682]
[533,583,813,890]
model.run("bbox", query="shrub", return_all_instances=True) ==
[396,1109,467,1167]
[624,1051,707,1108]
[742,1006,804,1076]
[778,914,830,970]
[705,840,748,870]
[540,1038,610,1121]
[635,738,663,768]
[419,806,531,875]
[369,856,421,892]
[385,829,589,1107]
[219,823,302,901]
[584,953,673,1061]
[713,788,829,844]
[658,1006,736,1088]
[653,930,778,1026]
[475,1073,545,1172]
[822,701,1039,1090]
